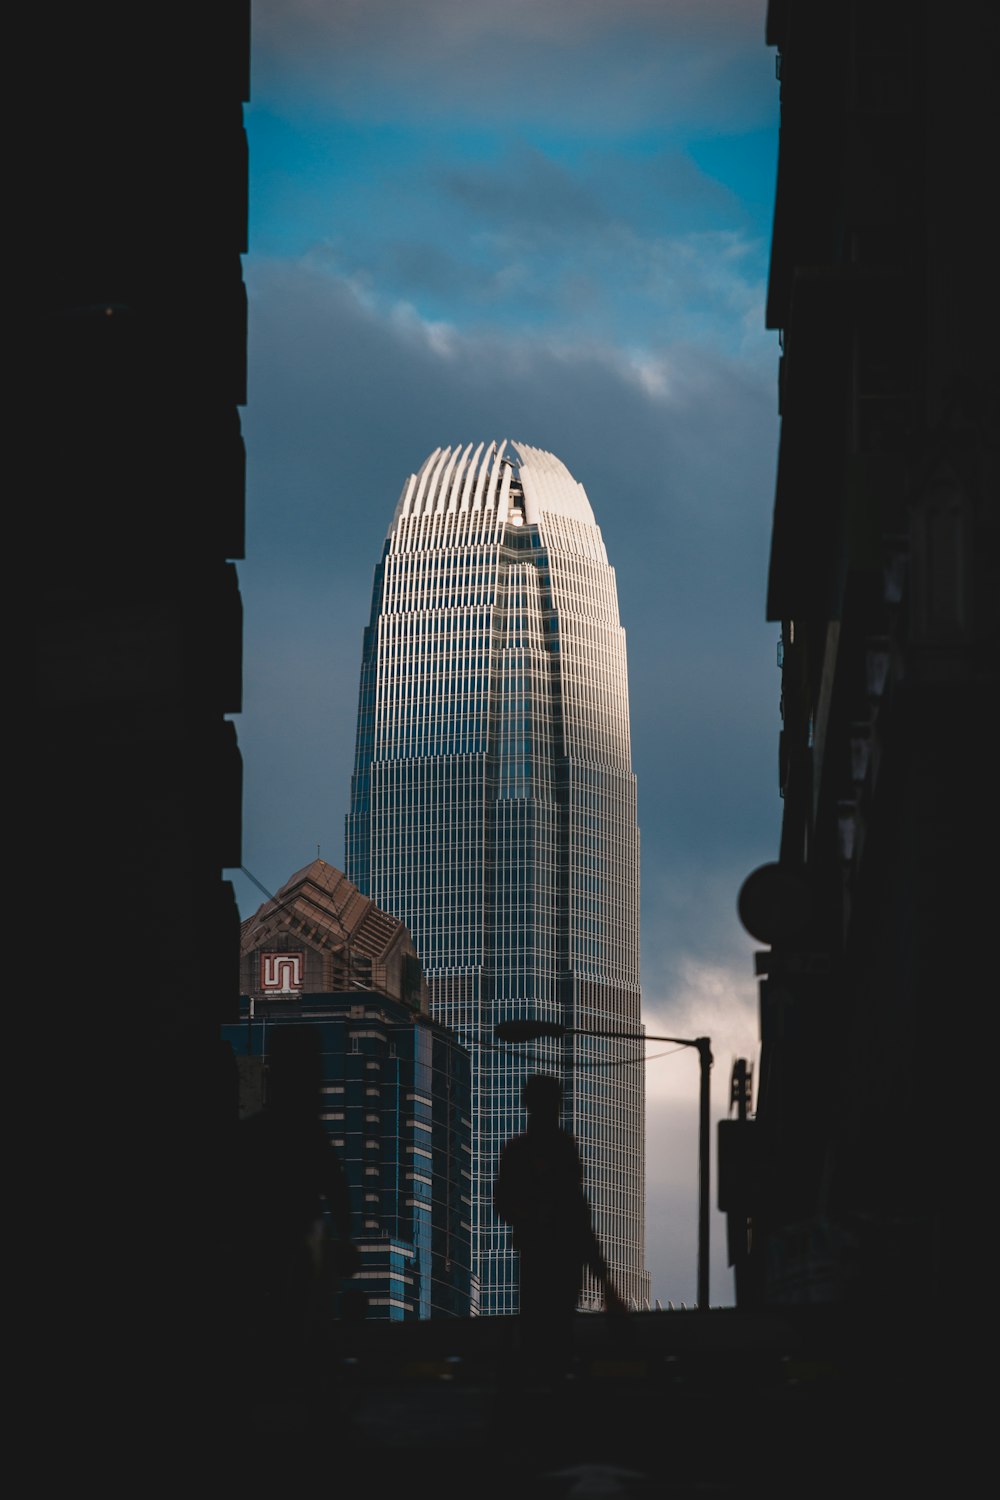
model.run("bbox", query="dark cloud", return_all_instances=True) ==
[441,142,611,232]
[250,0,777,135]
[236,1,782,1303]
[238,256,780,999]
[592,148,750,236]
[380,240,502,301]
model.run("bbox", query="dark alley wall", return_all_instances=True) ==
[729,0,997,1317]
[18,2,250,1458]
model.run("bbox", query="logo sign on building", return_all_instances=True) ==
[260,951,304,993]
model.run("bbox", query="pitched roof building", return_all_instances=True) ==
[240,858,429,1013]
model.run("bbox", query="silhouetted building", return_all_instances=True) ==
[725,0,997,1327]
[19,1,250,1466]
[346,441,648,1315]
[230,861,474,1317]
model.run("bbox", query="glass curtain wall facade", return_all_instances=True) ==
[347,440,649,1313]
[223,995,474,1319]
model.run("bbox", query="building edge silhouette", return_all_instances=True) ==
[18,2,251,1467]
[719,0,996,1453]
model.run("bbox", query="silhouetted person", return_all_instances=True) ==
[494,1073,626,1374]
[228,1026,360,1395]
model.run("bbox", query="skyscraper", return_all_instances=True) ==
[347,439,649,1313]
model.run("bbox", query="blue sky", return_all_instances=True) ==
[233,0,783,1309]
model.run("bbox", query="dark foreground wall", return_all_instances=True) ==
[729,0,997,1343]
[16,3,249,1468]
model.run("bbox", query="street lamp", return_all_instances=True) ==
[495,1020,714,1311]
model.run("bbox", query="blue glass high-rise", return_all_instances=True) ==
[347,440,649,1313]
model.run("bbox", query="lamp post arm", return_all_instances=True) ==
[563,1027,713,1066]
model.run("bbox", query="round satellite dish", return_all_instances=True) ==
[737,862,812,945]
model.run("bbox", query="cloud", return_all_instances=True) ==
[237,268,781,1292]
[237,231,779,1309]
[234,0,783,1315]
[238,250,778,881]
[641,953,761,1307]
[441,143,611,233]
[250,0,777,135]
[253,138,772,357]
[241,251,778,578]
[644,954,759,1060]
